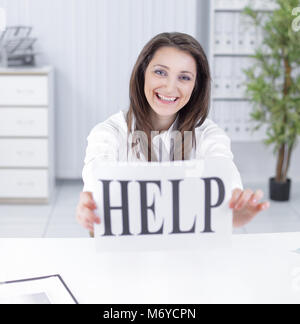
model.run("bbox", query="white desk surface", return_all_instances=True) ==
[1,232,300,304]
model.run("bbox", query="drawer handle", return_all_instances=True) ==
[17,181,35,187]
[17,120,35,125]
[17,151,34,156]
[16,89,35,94]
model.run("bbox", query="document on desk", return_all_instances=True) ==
[0,275,78,304]
[91,158,241,252]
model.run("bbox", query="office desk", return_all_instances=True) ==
[0,233,300,304]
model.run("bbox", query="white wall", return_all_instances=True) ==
[0,0,200,178]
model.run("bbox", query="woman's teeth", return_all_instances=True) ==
[156,93,178,102]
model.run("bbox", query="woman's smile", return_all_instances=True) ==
[155,92,179,104]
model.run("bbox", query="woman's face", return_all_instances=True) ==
[144,46,197,121]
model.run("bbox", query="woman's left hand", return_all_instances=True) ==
[229,188,270,228]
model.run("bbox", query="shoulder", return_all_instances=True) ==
[194,118,242,189]
[196,118,227,137]
[195,118,233,159]
[84,110,128,165]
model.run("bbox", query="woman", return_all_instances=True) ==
[76,32,270,233]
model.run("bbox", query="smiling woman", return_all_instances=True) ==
[127,32,211,161]
[76,32,270,234]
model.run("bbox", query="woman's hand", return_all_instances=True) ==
[76,192,100,233]
[229,188,270,228]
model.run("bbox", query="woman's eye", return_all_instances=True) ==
[154,69,166,76]
[180,75,191,81]
[154,70,191,81]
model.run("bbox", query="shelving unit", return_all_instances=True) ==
[209,0,277,142]
[0,67,55,204]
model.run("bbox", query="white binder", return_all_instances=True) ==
[214,12,223,53]
[235,13,249,54]
[211,101,222,127]
[213,57,223,98]
[223,13,235,54]
[222,57,234,98]
[222,101,233,138]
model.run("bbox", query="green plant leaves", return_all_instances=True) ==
[241,0,300,181]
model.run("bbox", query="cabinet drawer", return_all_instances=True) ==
[0,108,48,136]
[0,75,48,106]
[0,169,48,198]
[0,139,48,167]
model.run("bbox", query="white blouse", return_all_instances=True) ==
[82,110,243,192]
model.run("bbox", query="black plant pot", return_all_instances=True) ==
[269,177,291,201]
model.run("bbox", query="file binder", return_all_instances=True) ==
[211,0,276,142]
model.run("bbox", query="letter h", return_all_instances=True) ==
[99,180,131,236]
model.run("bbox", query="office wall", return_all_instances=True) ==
[0,0,199,178]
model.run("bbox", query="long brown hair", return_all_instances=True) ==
[126,32,211,161]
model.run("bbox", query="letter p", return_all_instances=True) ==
[201,177,225,233]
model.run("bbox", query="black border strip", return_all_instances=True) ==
[0,274,79,304]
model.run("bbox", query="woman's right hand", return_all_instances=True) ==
[76,191,101,232]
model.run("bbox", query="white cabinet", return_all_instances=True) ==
[209,0,274,142]
[0,67,54,203]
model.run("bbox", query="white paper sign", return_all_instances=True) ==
[91,158,236,251]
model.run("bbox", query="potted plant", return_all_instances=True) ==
[242,0,300,201]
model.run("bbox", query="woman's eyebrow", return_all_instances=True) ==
[153,64,195,77]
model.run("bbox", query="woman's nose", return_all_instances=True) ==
[164,77,178,93]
